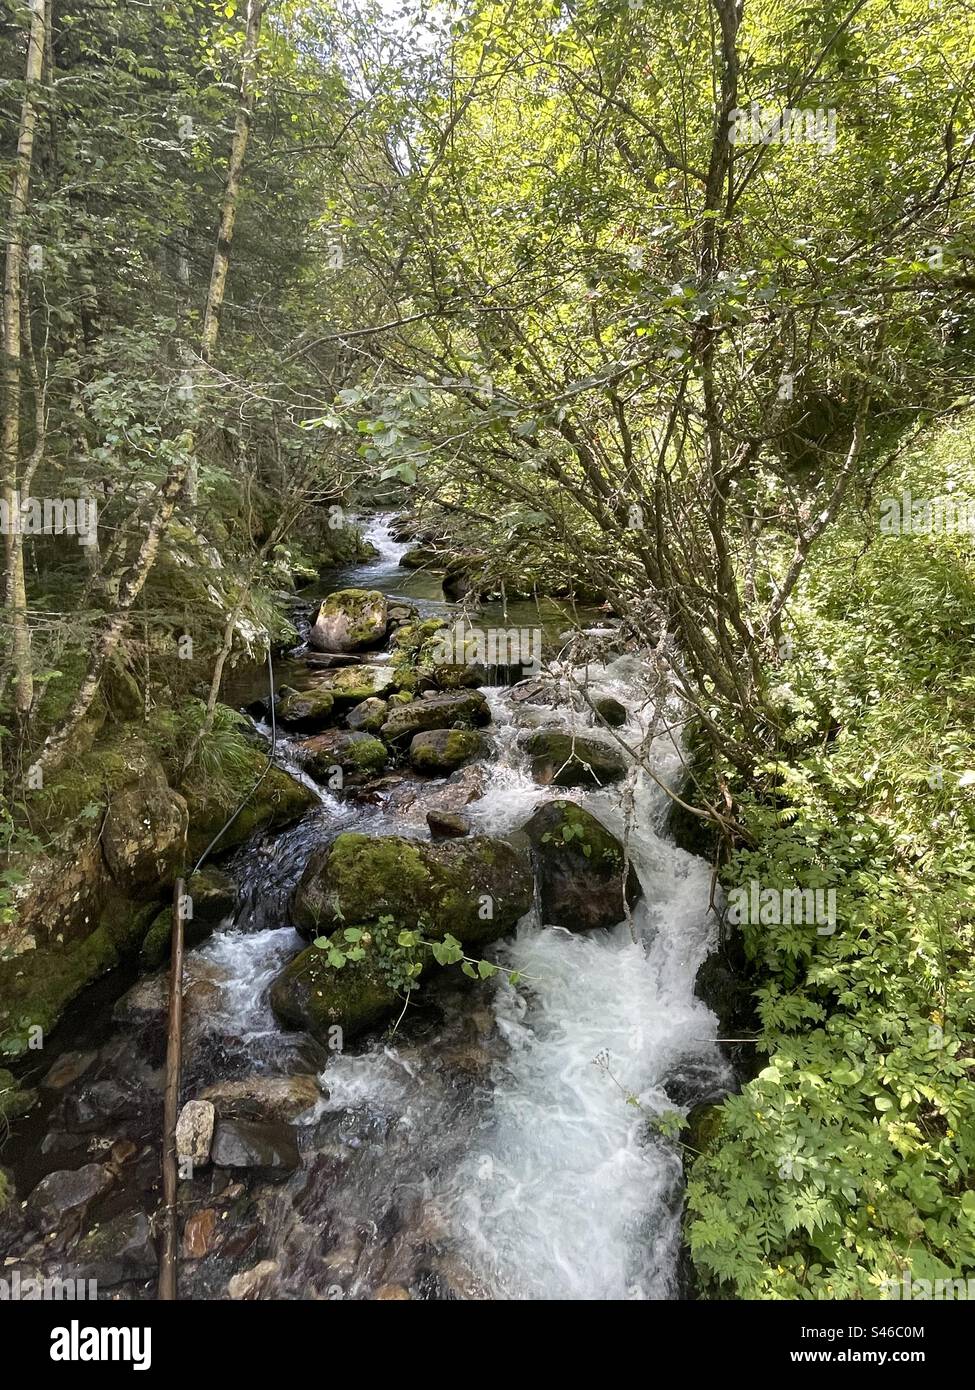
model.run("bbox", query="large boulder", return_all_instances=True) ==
[306,664,398,709]
[102,759,188,900]
[519,729,626,787]
[408,728,490,774]
[270,949,402,1041]
[522,800,641,931]
[183,742,316,862]
[290,831,533,945]
[298,730,387,780]
[308,589,388,653]
[275,685,335,732]
[380,690,491,743]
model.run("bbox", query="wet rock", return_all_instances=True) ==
[211,1117,300,1178]
[346,696,388,732]
[176,1100,215,1166]
[408,728,489,774]
[519,729,626,787]
[102,759,188,900]
[386,601,419,628]
[61,1076,146,1132]
[275,685,336,731]
[139,865,237,969]
[400,546,440,570]
[427,811,471,839]
[291,831,533,945]
[26,1163,113,1230]
[593,695,627,727]
[69,1209,155,1286]
[270,951,402,1042]
[182,1207,218,1259]
[384,763,486,817]
[522,800,641,931]
[112,964,227,1067]
[199,1074,322,1123]
[299,729,387,779]
[380,689,491,743]
[309,588,388,652]
[228,1259,280,1299]
[510,678,561,707]
[184,743,315,863]
[41,1050,98,1091]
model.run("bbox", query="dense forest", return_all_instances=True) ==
[1,0,975,1320]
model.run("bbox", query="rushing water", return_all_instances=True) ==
[191,518,731,1300]
[0,513,729,1301]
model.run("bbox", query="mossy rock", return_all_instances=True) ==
[139,866,237,970]
[270,941,401,1040]
[0,1167,11,1215]
[346,697,388,733]
[522,800,641,931]
[102,758,189,901]
[309,588,388,653]
[0,895,159,1058]
[391,620,486,692]
[291,831,533,946]
[182,744,316,862]
[309,664,397,708]
[275,685,336,731]
[519,729,626,787]
[409,728,490,774]
[380,690,491,743]
[298,730,388,780]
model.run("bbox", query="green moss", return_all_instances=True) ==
[409,728,486,772]
[314,664,396,706]
[270,938,401,1040]
[346,735,388,772]
[138,866,236,969]
[291,831,533,946]
[182,745,315,862]
[0,1168,11,1215]
[0,896,157,1058]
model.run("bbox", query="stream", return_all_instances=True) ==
[0,515,731,1301]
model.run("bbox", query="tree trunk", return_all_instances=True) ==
[32,0,264,780]
[1,0,47,726]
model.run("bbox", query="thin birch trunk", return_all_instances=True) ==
[2,0,47,725]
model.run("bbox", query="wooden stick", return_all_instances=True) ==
[158,877,186,1300]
